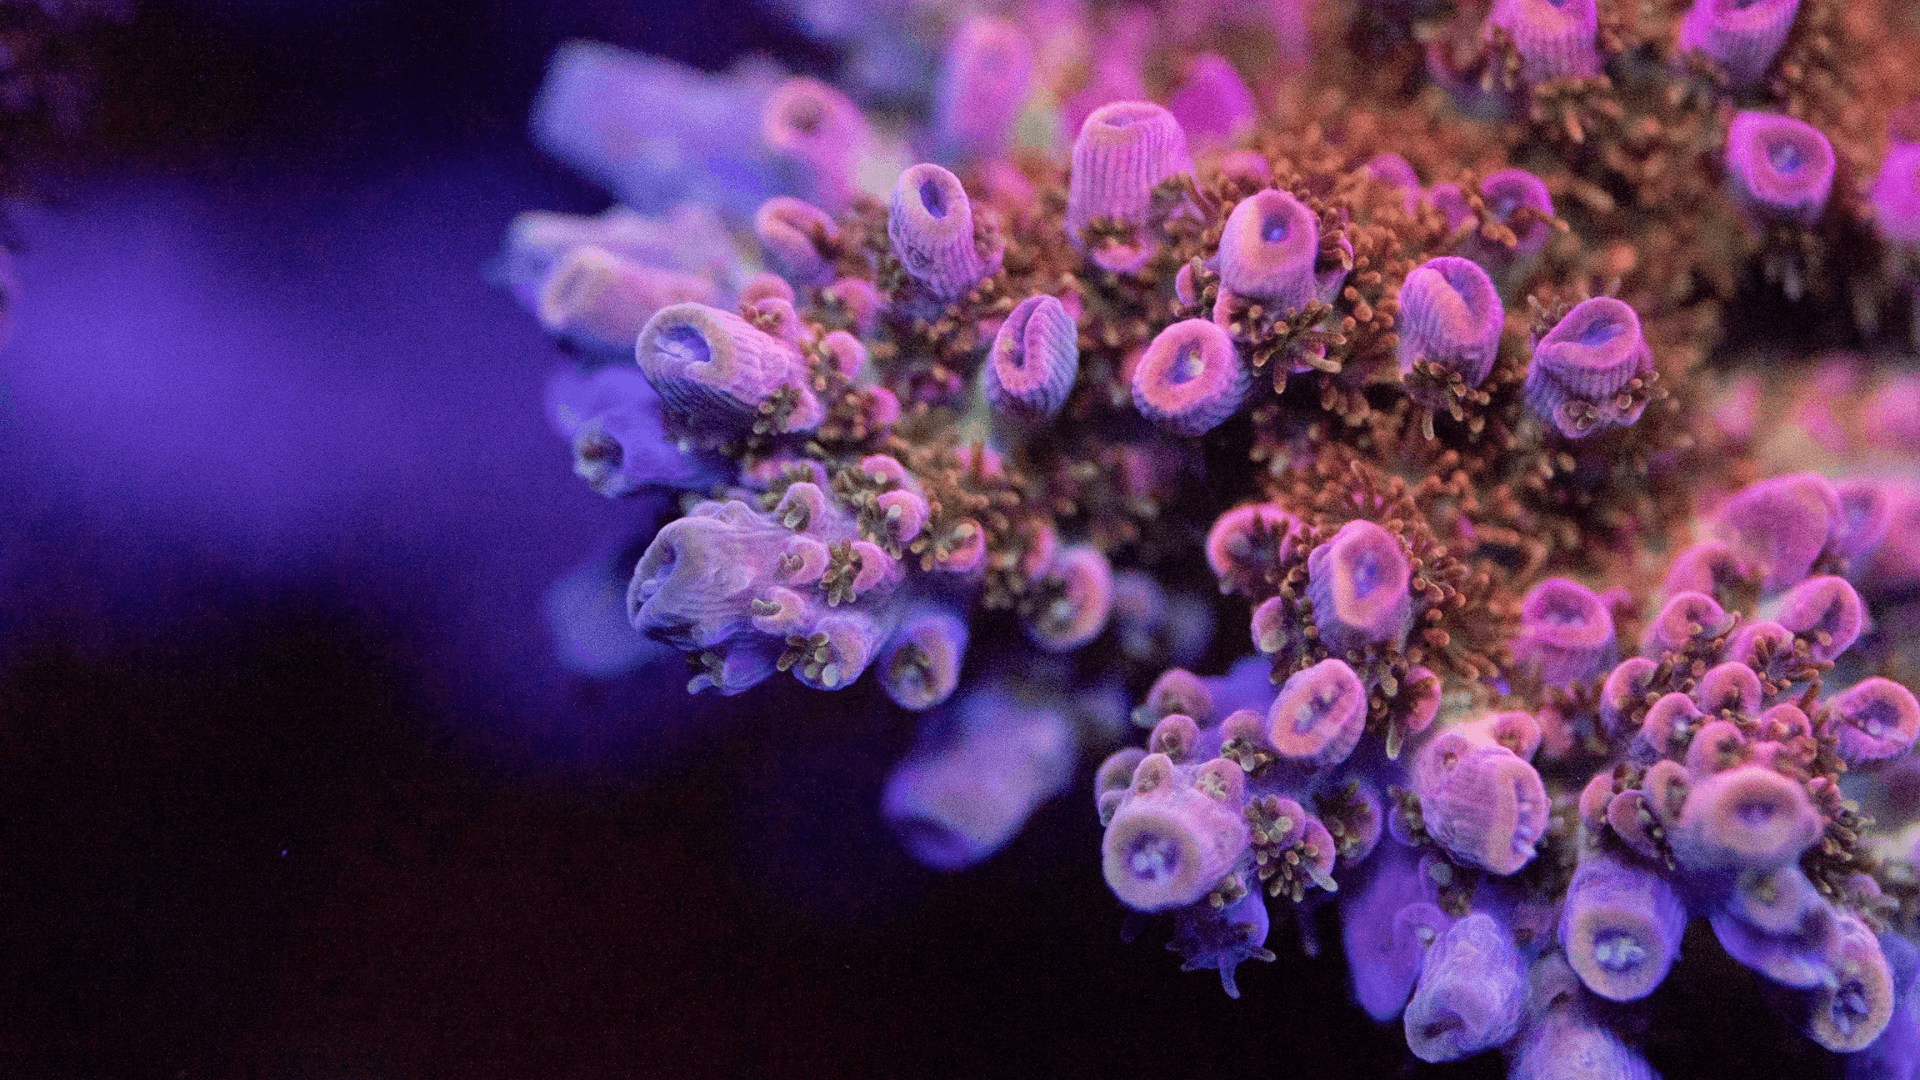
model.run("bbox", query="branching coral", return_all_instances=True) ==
[499,0,1920,1073]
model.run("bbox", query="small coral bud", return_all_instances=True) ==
[1727,618,1793,671]
[1142,667,1216,727]
[1606,789,1664,861]
[762,77,866,212]
[1393,667,1444,744]
[1661,539,1749,600]
[983,294,1079,421]
[1306,520,1413,656]
[1833,478,1896,561]
[1773,574,1864,662]
[875,489,929,547]
[1218,150,1272,187]
[748,585,812,635]
[1479,168,1556,260]
[1102,775,1251,912]
[1728,863,1825,936]
[1300,817,1340,890]
[1131,318,1251,435]
[1871,142,1920,244]
[1488,711,1543,760]
[1265,658,1369,766]
[778,534,831,584]
[1726,111,1836,225]
[1165,54,1255,148]
[1396,256,1504,408]
[1635,691,1703,760]
[819,330,867,380]
[1096,747,1147,826]
[1678,0,1799,87]
[773,481,831,534]
[1333,778,1387,866]
[1482,0,1600,84]
[1670,764,1821,872]
[1806,918,1897,1052]
[1404,912,1528,1062]
[1696,661,1764,716]
[1250,595,1296,657]
[823,277,882,334]
[1365,153,1421,215]
[879,608,969,711]
[1639,590,1733,656]
[1417,738,1550,875]
[1685,719,1749,774]
[1067,101,1192,272]
[933,17,1034,164]
[1149,713,1203,761]
[1216,189,1321,313]
[1559,848,1686,1002]
[1599,656,1658,736]
[1514,577,1617,687]
[538,246,715,355]
[1206,502,1301,595]
[740,272,795,306]
[748,295,806,346]
[1641,760,1691,823]
[637,302,817,438]
[1829,677,1920,764]
[753,197,838,285]
[1714,472,1840,594]
[1757,702,1812,741]
[1578,771,1616,831]
[885,693,1075,870]
[1026,544,1115,651]
[1196,757,1248,805]
[800,612,882,689]
[888,163,1004,302]
[1525,297,1656,439]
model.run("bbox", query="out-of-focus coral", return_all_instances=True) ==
[500,0,1920,1071]
[0,0,132,349]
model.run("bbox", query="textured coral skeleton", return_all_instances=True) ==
[501,0,1920,1073]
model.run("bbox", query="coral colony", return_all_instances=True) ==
[501,0,1920,1072]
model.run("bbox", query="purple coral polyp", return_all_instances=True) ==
[1397,255,1505,406]
[933,16,1033,164]
[1727,111,1837,224]
[887,163,1003,301]
[1871,142,1920,244]
[1524,296,1655,438]
[1131,318,1250,435]
[1306,519,1413,655]
[983,293,1079,421]
[1481,0,1601,85]
[1678,0,1800,87]
[1067,101,1191,272]
[1216,188,1322,313]
[637,302,819,439]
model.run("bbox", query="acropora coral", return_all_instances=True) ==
[498,0,1920,1073]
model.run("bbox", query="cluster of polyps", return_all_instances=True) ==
[500,0,1920,1070]
[1100,467,1920,1074]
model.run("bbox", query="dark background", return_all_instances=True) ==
[0,2,1848,1077]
